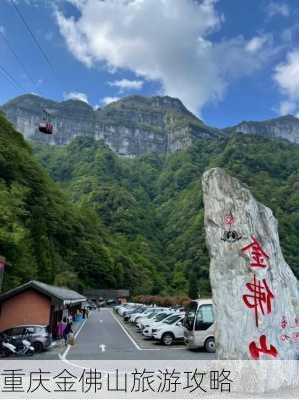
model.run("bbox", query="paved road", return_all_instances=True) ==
[64,308,216,360]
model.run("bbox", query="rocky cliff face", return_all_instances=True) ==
[202,168,299,361]
[1,94,218,156]
[227,115,299,144]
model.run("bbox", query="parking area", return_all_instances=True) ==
[63,308,216,360]
[1,301,217,360]
[112,310,186,351]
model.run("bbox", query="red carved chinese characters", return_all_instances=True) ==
[279,316,298,344]
[241,235,278,359]
[249,335,278,360]
[241,236,269,268]
[279,334,291,342]
[243,275,274,327]
[280,316,287,329]
[224,214,234,226]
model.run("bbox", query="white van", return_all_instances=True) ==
[183,299,216,353]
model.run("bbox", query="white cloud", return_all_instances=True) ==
[0,25,5,34]
[102,96,120,106]
[63,91,89,103]
[109,78,144,91]
[245,35,269,53]
[266,2,290,18]
[274,49,299,115]
[274,49,299,98]
[56,0,274,114]
[278,100,297,115]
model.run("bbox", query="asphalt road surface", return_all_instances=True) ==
[60,308,216,360]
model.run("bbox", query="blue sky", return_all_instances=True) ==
[1,0,299,128]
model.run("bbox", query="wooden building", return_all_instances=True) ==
[0,280,86,333]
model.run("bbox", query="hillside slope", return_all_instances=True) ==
[0,113,165,293]
[33,132,299,296]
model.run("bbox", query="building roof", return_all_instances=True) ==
[83,289,130,298]
[0,280,86,305]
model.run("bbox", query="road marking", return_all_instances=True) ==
[110,310,142,350]
[110,311,170,351]
[99,344,106,352]
[58,317,88,360]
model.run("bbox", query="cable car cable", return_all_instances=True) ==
[0,63,25,91]
[11,0,63,90]
[0,30,36,88]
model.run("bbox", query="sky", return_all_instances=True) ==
[1,0,299,128]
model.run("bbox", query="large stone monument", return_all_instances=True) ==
[202,167,299,361]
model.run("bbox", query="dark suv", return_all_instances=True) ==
[0,325,52,352]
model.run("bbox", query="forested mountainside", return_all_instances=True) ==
[0,113,167,294]
[33,130,299,294]
[1,110,299,297]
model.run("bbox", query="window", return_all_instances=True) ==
[184,301,198,331]
[165,315,180,324]
[24,327,35,334]
[10,327,24,336]
[195,305,214,331]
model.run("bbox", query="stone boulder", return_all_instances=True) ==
[202,167,299,361]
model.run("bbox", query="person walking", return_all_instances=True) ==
[57,318,67,340]
[63,321,73,346]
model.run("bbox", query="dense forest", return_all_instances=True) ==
[1,112,299,296]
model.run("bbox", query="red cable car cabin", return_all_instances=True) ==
[39,121,53,135]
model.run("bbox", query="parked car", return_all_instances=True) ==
[0,325,52,352]
[118,303,137,316]
[137,310,171,331]
[106,299,116,306]
[123,306,146,321]
[141,312,177,337]
[152,314,185,345]
[84,301,97,310]
[130,307,165,324]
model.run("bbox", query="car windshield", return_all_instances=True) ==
[154,313,169,322]
[131,307,142,313]
[145,312,157,319]
[165,315,181,324]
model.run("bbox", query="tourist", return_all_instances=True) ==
[63,321,73,346]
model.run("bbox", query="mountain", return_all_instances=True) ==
[226,115,299,144]
[0,112,168,294]
[1,94,219,156]
[4,93,299,152]
[33,131,299,294]
[1,108,299,296]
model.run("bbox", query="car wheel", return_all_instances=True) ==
[33,342,43,353]
[161,333,174,346]
[204,337,216,353]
